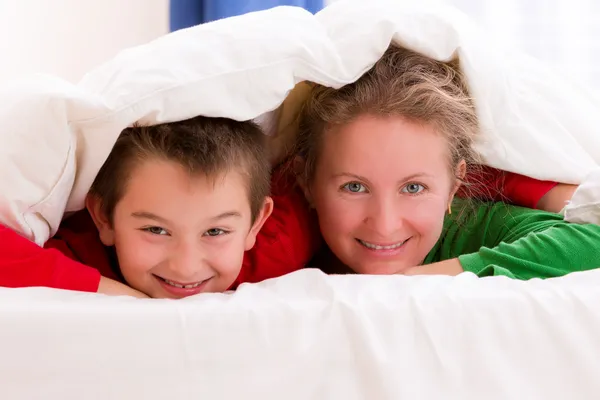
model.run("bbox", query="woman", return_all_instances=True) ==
[292,45,599,279]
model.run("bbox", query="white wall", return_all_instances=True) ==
[0,0,169,84]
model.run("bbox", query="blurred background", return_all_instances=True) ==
[0,0,599,94]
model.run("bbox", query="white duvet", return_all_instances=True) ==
[1,0,600,398]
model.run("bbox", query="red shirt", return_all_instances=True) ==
[458,166,558,209]
[0,167,557,293]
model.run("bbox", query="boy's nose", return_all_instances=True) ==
[168,241,207,280]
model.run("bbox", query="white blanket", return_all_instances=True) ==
[1,0,599,244]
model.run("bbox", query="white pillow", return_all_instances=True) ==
[1,0,600,245]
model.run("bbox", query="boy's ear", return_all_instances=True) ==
[244,197,274,251]
[293,156,313,206]
[85,194,116,246]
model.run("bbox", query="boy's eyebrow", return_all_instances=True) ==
[210,211,242,221]
[132,211,242,224]
[131,211,172,225]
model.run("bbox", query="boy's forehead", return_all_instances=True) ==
[118,159,253,221]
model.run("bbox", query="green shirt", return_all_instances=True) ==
[423,200,600,280]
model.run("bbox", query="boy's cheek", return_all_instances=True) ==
[116,235,165,276]
[117,233,248,293]
[208,240,248,289]
[215,241,247,274]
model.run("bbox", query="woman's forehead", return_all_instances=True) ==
[319,115,450,174]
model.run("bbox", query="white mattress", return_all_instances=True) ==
[2,269,600,399]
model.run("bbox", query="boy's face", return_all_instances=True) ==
[88,159,272,299]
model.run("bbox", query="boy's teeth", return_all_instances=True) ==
[359,239,405,250]
[164,279,203,289]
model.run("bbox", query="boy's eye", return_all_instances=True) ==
[401,183,425,194]
[204,228,227,237]
[143,226,169,236]
[342,182,366,193]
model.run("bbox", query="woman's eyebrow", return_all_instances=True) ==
[332,172,434,183]
[331,172,370,182]
[400,173,435,182]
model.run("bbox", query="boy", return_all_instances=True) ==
[0,116,320,298]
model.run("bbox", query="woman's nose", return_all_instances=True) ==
[365,197,403,238]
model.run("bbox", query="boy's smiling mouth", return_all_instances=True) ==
[153,274,213,296]
[162,278,205,289]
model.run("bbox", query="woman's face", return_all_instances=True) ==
[307,114,460,275]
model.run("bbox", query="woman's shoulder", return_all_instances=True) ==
[449,198,564,225]
[445,199,570,244]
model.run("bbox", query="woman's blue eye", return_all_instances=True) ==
[205,228,226,237]
[144,226,169,236]
[342,182,366,193]
[402,183,424,194]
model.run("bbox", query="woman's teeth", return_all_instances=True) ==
[358,239,406,250]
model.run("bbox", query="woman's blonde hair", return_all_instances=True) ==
[294,45,480,184]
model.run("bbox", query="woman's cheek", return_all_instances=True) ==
[405,195,448,235]
[316,193,357,230]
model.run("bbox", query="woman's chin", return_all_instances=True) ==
[350,260,415,276]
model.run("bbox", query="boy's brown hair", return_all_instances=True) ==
[89,115,271,223]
